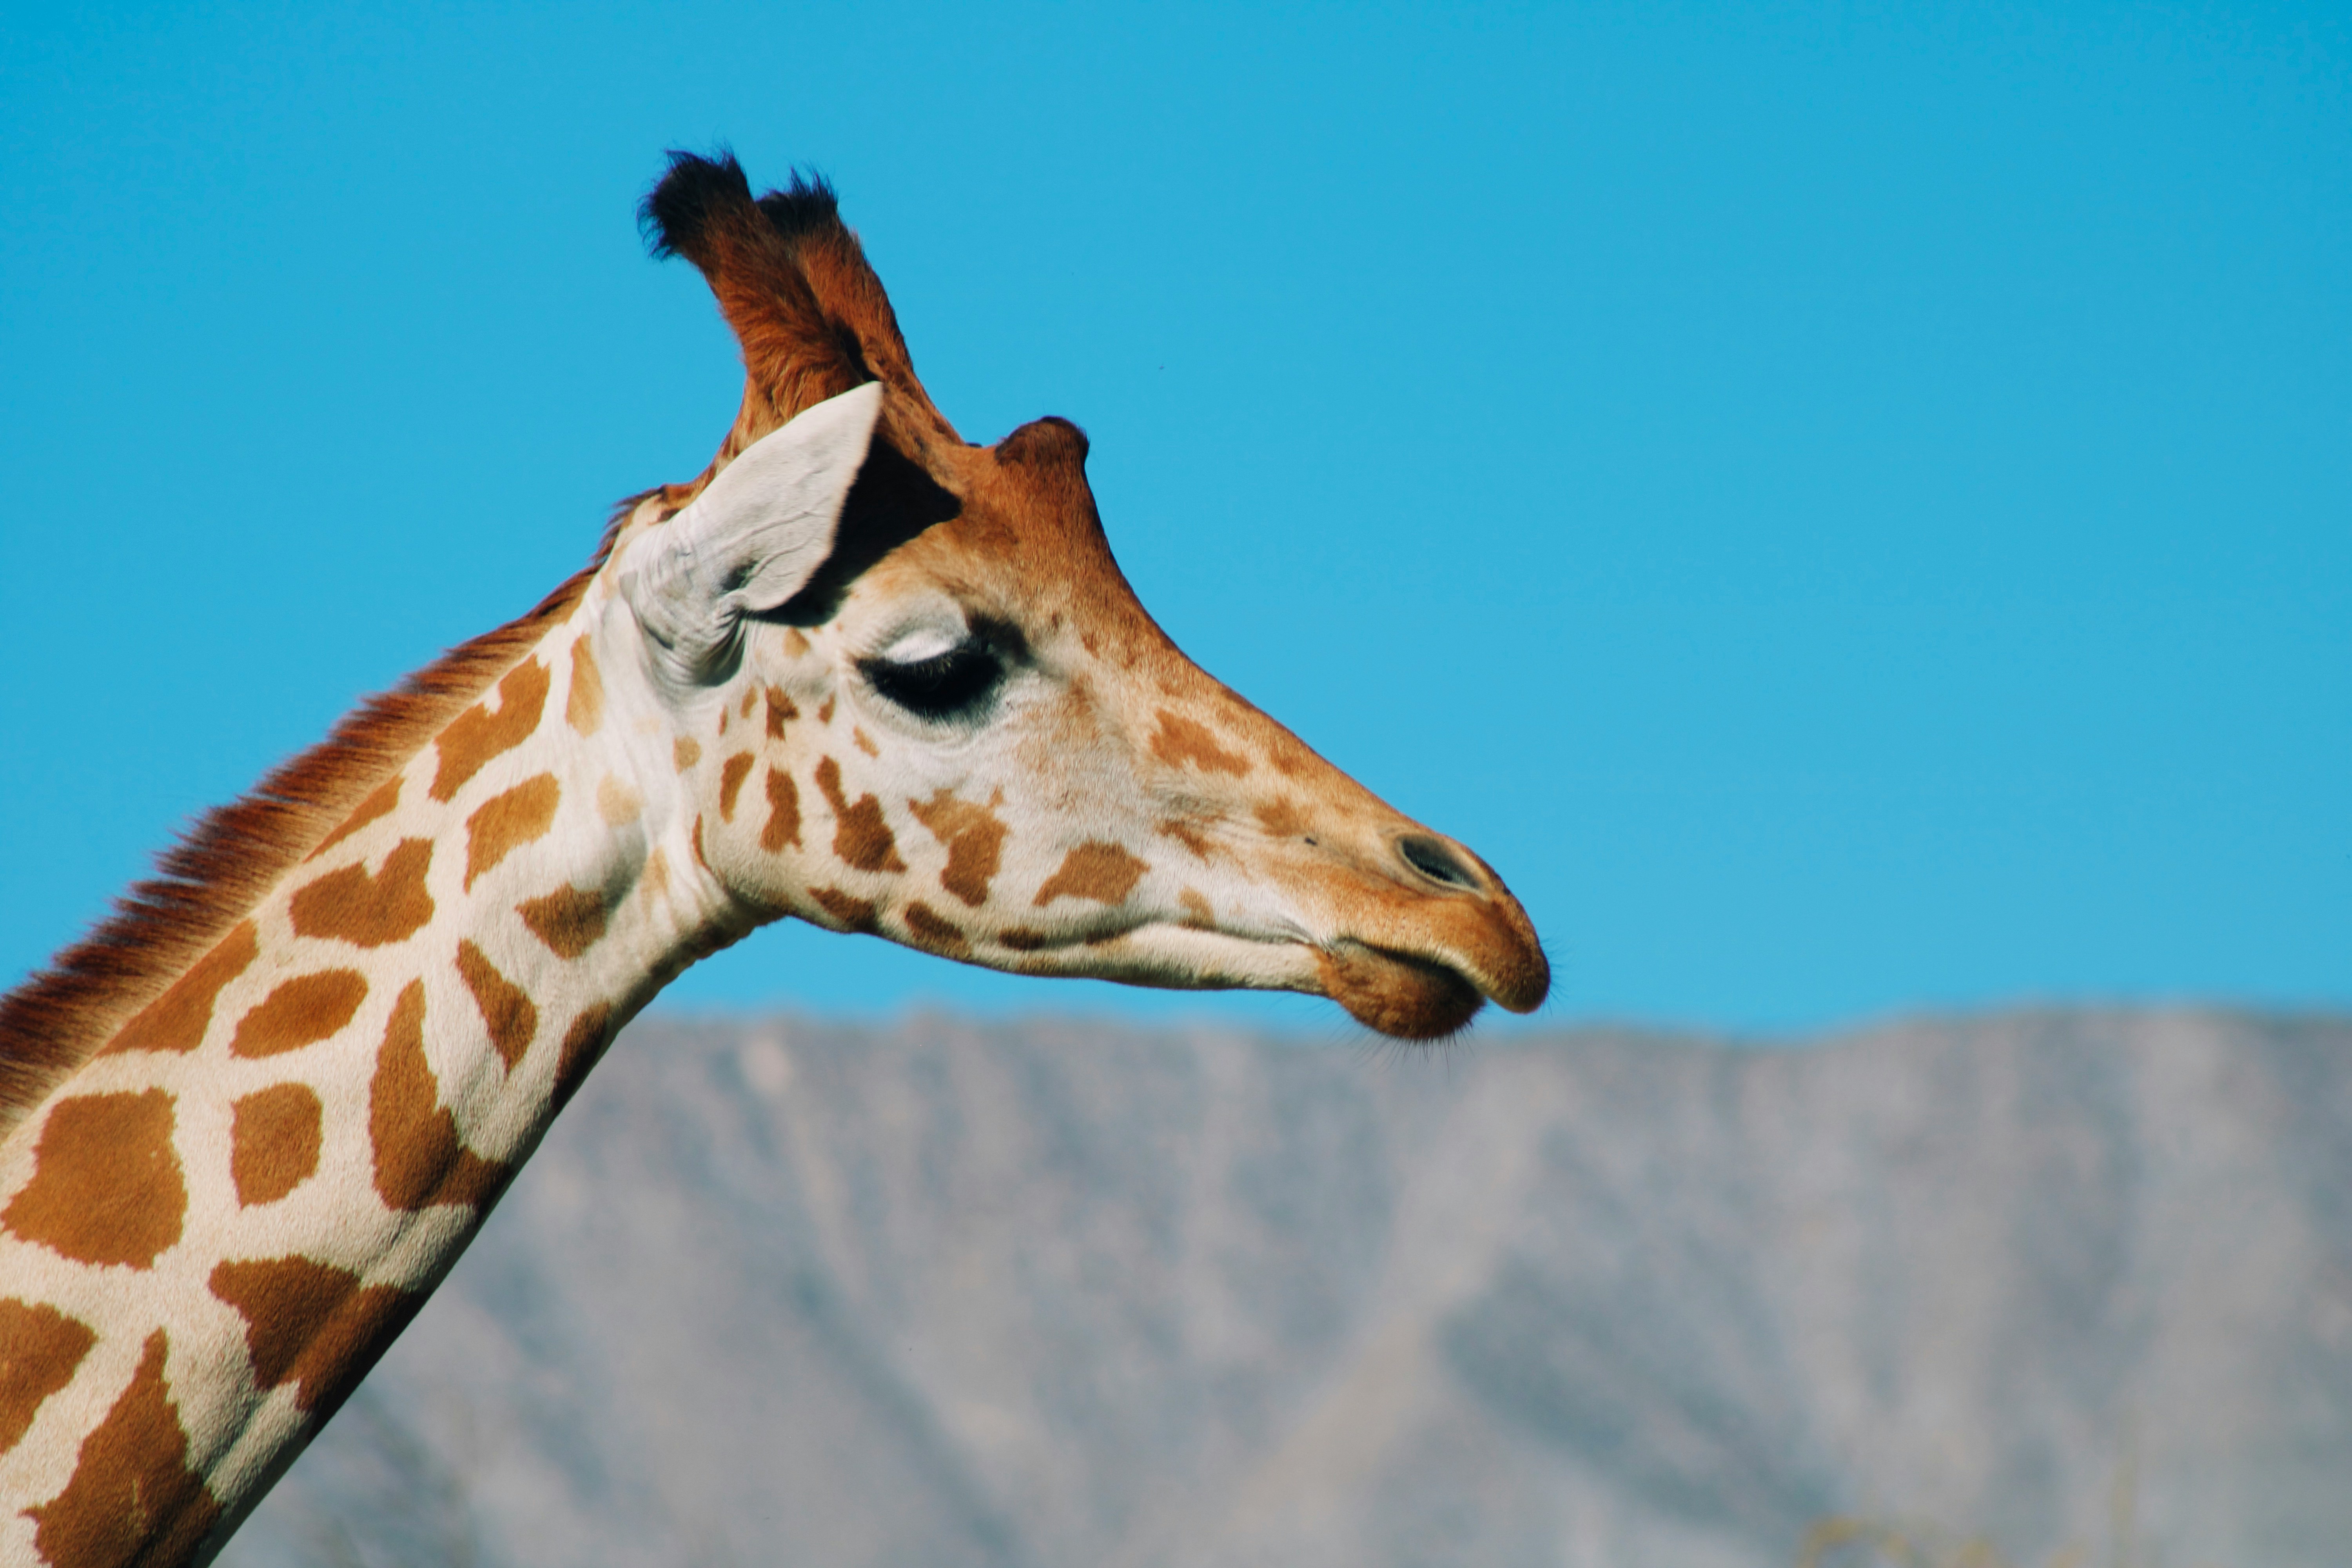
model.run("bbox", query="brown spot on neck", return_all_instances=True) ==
[290,838,437,947]
[232,971,368,1058]
[813,757,906,873]
[852,726,878,758]
[1149,710,1251,777]
[816,696,836,725]
[465,774,562,890]
[566,635,605,735]
[0,562,595,1145]
[370,980,507,1210]
[907,789,1009,907]
[740,687,760,719]
[0,1300,95,1455]
[208,1256,425,1419]
[456,941,537,1070]
[674,737,702,772]
[230,1083,323,1207]
[309,776,402,861]
[3,1090,186,1270]
[550,1004,615,1114]
[519,884,611,960]
[431,659,552,802]
[100,921,258,1056]
[209,1257,353,1395]
[27,1330,220,1566]
[1034,842,1150,907]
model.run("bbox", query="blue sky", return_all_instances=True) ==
[1,2,2343,1035]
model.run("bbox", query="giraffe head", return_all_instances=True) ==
[601,154,1546,1038]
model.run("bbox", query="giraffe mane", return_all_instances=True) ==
[0,535,617,1139]
[2,155,955,1136]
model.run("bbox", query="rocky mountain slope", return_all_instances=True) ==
[220,1009,2352,1568]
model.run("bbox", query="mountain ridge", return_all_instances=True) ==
[223,1007,2352,1568]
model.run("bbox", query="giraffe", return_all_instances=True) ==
[0,152,1548,1567]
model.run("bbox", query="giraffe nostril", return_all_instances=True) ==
[1396,834,1481,892]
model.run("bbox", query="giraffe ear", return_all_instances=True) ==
[621,381,884,686]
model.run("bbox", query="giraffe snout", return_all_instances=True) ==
[1278,820,1550,1034]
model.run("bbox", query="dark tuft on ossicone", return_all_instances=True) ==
[756,170,841,244]
[642,151,846,266]
[639,148,755,265]
[636,148,961,481]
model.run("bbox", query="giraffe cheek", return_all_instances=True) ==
[718,752,757,820]
[906,788,1009,908]
[760,767,802,854]
[1034,842,1150,908]
[814,757,907,873]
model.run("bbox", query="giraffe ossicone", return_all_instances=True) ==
[0,151,1547,1567]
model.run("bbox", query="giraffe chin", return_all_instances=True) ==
[1314,942,1487,1041]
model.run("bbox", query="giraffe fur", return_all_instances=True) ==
[0,152,1547,1567]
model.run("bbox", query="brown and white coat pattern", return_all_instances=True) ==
[0,154,1546,1567]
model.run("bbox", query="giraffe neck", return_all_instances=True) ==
[0,584,737,1565]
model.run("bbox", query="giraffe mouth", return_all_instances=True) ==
[1313,940,1489,1040]
[984,918,1540,1041]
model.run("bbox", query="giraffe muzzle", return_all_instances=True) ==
[1298,829,1550,1038]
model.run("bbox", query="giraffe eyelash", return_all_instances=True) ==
[858,641,1005,722]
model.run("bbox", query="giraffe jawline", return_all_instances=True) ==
[979,924,1493,1040]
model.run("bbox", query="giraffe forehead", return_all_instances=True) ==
[830,482,1125,625]
[824,556,1013,646]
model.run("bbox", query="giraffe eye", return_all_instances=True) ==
[859,641,1004,721]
